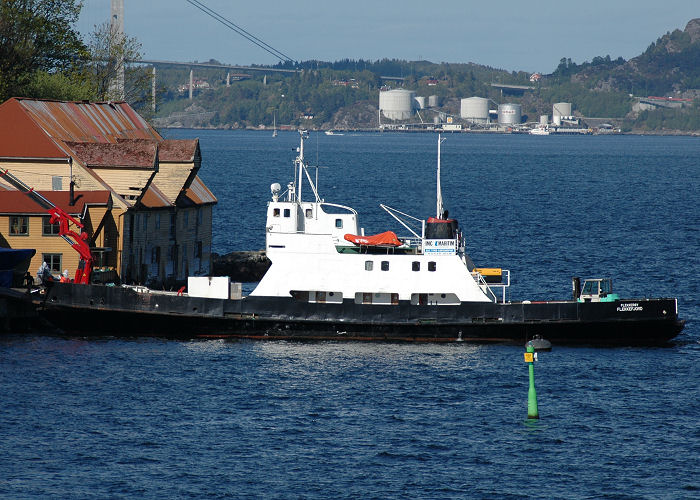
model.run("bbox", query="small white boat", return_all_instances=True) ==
[325,130,343,136]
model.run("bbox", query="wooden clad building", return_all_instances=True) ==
[0,97,217,287]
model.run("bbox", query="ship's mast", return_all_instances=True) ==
[293,130,320,204]
[296,130,305,202]
[436,133,445,218]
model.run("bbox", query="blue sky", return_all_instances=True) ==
[76,0,698,73]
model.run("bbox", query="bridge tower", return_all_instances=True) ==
[109,0,125,100]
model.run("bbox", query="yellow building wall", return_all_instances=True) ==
[0,205,122,280]
[89,167,156,202]
[153,162,195,201]
[0,214,82,276]
[0,159,105,192]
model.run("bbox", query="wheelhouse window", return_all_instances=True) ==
[283,209,291,217]
[273,208,280,217]
[582,281,597,295]
[412,261,420,271]
[335,218,343,228]
[381,261,389,271]
[365,260,373,271]
[42,253,62,273]
[9,216,28,235]
[42,216,60,236]
[428,261,436,272]
[305,208,312,218]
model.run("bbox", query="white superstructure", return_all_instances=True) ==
[250,132,496,304]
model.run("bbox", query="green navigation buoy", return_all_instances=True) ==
[524,342,539,419]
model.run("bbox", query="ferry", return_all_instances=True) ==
[38,132,685,345]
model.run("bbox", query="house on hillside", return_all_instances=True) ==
[0,97,217,287]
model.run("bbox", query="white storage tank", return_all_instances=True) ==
[498,103,522,125]
[428,95,439,107]
[460,97,489,124]
[553,102,572,119]
[415,96,426,109]
[379,89,415,120]
[539,115,549,125]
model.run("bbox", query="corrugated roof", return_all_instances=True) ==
[139,183,172,208]
[182,175,218,205]
[0,190,112,215]
[66,141,158,168]
[0,99,69,158]
[16,98,162,145]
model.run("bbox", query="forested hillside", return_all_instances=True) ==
[1,2,696,133]
[152,19,700,133]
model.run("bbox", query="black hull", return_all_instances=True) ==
[38,284,685,346]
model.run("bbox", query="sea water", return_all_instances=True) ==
[1,131,698,498]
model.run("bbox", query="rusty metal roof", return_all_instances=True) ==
[16,98,162,145]
[0,99,68,158]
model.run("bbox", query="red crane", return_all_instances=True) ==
[1,169,94,284]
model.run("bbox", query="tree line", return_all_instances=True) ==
[0,0,150,109]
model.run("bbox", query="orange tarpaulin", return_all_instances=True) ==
[344,231,402,247]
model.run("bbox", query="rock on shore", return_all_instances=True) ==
[211,251,271,282]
